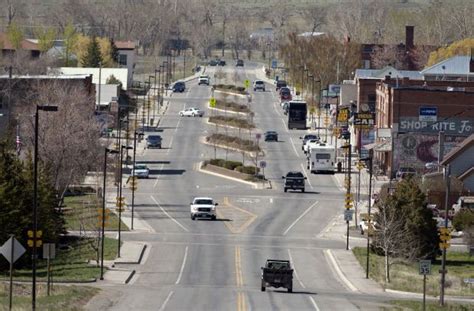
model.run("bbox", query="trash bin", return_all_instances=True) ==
[337,162,342,173]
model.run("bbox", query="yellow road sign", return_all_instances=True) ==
[209,97,216,107]
[244,79,250,89]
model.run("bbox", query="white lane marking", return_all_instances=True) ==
[281,118,289,133]
[158,291,174,311]
[270,197,273,204]
[324,249,358,292]
[300,163,313,189]
[309,297,321,311]
[151,195,189,232]
[289,137,300,158]
[167,115,181,154]
[175,246,188,284]
[287,249,305,288]
[283,201,318,236]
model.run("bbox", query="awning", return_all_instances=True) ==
[362,139,392,152]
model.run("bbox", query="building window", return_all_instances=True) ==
[118,54,127,66]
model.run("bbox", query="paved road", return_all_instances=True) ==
[90,64,390,310]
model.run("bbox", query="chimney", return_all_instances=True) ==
[405,25,414,50]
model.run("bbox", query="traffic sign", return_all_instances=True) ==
[209,97,216,108]
[419,260,431,275]
[344,209,353,221]
[259,161,266,168]
[256,133,261,140]
[43,243,56,259]
[271,59,277,69]
[244,79,250,89]
[0,237,26,264]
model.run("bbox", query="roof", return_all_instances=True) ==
[298,32,325,37]
[441,134,474,165]
[115,41,136,50]
[0,32,39,51]
[421,56,474,76]
[0,74,91,80]
[458,167,474,181]
[355,66,423,80]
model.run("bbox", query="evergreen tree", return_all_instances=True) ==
[81,36,103,67]
[110,38,119,64]
[377,178,439,260]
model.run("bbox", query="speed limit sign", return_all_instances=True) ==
[419,260,431,275]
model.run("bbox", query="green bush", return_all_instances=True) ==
[236,86,246,92]
[209,158,225,167]
[236,166,259,175]
[453,209,474,231]
[224,160,242,170]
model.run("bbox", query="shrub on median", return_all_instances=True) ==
[206,159,260,175]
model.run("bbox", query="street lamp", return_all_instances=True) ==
[425,161,450,306]
[360,154,373,279]
[100,147,119,280]
[33,104,58,310]
[148,75,156,126]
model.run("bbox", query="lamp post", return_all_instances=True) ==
[163,61,169,96]
[148,75,156,126]
[159,64,165,109]
[360,154,373,279]
[100,147,118,280]
[33,105,58,310]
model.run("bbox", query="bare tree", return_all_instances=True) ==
[298,5,326,34]
[370,45,407,70]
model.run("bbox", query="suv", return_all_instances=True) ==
[396,167,416,180]
[279,87,292,101]
[198,75,210,85]
[236,59,244,67]
[172,81,186,92]
[218,60,226,66]
[276,80,287,91]
[282,171,307,193]
[146,135,162,149]
[190,197,218,220]
[253,80,265,91]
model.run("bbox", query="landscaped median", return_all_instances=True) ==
[201,159,262,182]
[214,84,247,95]
[352,247,474,297]
[205,133,261,154]
[208,115,254,129]
[210,99,251,114]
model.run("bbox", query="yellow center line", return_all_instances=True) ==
[235,246,246,311]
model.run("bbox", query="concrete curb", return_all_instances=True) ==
[324,249,359,292]
[114,243,147,265]
[198,161,270,189]
[125,270,136,284]
[384,288,474,302]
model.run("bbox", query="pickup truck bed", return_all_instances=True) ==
[261,260,293,292]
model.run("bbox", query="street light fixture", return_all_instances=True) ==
[33,104,58,310]
[100,147,119,280]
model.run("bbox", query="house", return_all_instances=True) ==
[115,41,137,87]
[57,67,129,90]
[421,55,474,82]
[440,134,474,192]
[0,32,41,58]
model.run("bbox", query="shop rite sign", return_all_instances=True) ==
[353,112,375,129]
[400,117,474,136]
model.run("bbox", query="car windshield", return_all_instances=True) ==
[304,135,318,141]
[194,199,213,205]
[287,172,303,178]
[255,81,264,85]
[277,81,287,86]
[148,136,161,141]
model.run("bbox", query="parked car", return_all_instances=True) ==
[253,80,265,91]
[198,75,210,85]
[279,87,292,101]
[190,197,218,220]
[172,81,186,92]
[275,80,287,91]
[282,171,306,192]
[209,59,218,66]
[218,59,226,66]
[300,134,319,150]
[179,107,204,117]
[261,259,293,293]
[131,164,150,179]
[236,59,244,67]
[264,131,278,142]
[146,135,162,149]
[396,167,416,180]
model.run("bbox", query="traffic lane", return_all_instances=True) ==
[240,245,320,311]
[164,243,238,311]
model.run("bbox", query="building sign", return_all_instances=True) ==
[353,113,375,129]
[419,107,437,122]
[399,117,474,136]
[329,84,341,94]
[337,107,350,122]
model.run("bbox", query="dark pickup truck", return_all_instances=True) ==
[282,171,306,193]
[261,259,293,292]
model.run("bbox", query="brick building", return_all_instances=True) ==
[372,78,474,177]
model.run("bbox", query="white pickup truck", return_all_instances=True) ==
[198,75,210,85]
[190,197,218,220]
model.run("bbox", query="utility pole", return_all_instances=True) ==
[439,164,450,306]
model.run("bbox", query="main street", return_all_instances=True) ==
[89,64,388,310]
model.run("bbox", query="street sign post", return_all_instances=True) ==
[43,243,56,296]
[0,236,26,310]
[419,259,431,311]
[344,209,353,221]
